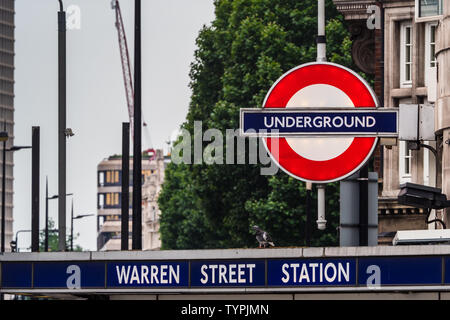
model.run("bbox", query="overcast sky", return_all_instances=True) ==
[14,0,215,251]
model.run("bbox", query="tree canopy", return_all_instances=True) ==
[38,218,83,252]
[159,0,363,249]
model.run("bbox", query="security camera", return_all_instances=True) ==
[398,182,450,209]
[64,128,75,137]
[10,240,16,252]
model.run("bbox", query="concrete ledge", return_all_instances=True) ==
[325,245,450,257]
[4,285,450,295]
[302,247,324,257]
[91,248,304,261]
[0,251,92,261]
[3,245,450,262]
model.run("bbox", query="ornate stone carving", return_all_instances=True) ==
[349,22,375,75]
[332,1,377,75]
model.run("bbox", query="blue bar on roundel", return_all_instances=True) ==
[190,260,265,287]
[267,259,356,286]
[242,111,397,135]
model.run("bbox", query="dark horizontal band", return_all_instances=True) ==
[316,35,326,44]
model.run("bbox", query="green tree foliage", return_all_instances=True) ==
[159,0,362,249]
[38,218,83,252]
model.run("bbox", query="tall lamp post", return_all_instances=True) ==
[57,0,68,252]
[12,228,58,253]
[70,198,93,251]
[1,144,31,253]
[45,179,72,252]
[132,0,142,250]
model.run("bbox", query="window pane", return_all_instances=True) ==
[99,194,104,207]
[406,27,411,45]
[430,44,436,67]
[406,64,411,81]
[405,150,412,175]
[419,0,443,17]
[99,172,104,185]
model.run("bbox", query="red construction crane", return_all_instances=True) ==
[112,0,153,149]
[112,0,134,136]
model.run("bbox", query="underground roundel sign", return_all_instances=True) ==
[260,62,380,183]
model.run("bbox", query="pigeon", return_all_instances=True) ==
[252,225,275,248]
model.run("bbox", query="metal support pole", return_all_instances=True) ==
[132,0,142,250]
[45,176,49,251]
[31,126,40,252]
[121,122,130,250]
[58,2,67,251]
[315,0,326,234]
[70,198,73,251]
[317,0,327,62]
[305,182,312,246]
[359,164,369,246]
[317,184,327,230]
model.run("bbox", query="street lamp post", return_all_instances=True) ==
[133,0,142,250]
[58,0,68,252]
[70,199,93,251]
[14,229,30,253]
[13,228,58,253]
[46,177,49,251]
[1,143,31,253]
[45,185,72,251]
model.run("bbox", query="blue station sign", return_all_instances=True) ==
[240,108,398,137]
[190,260,266,287]
[107,261,189,288]
[1,255,450,291]
[267,258,357,286]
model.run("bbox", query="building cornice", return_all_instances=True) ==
[333,0,376,20]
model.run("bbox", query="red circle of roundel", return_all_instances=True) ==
[263,62,378,183]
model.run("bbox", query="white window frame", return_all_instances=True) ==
[399,141,412,184]
[424,143,430,186]
[423,141,437,187]
[98,171,105,186]
[400,22,413,88]
[415,0,443,22]
[424,22,438,87]
[98,193,105,209]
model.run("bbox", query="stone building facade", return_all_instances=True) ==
[97,149,165,251]
[142,149,165,250]
[334,0,447,243]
